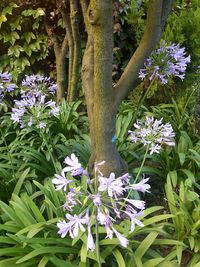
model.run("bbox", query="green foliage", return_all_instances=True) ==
[0,180,79,266]
[52,99,88,139]
[122,0,147,46]
[96,206,181,267]
[0,97,90,201]
[0,2,49,79]
[164,174,200,266]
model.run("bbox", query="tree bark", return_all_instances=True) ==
[44,16,68,102]
[61,8,74,102]
[82,0,127,175]
[81,0,96,172]
[68,0,81,102]
[81,0,173,176]
[56,51,68,102]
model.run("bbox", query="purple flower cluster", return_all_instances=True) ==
[0,72,16,102]
[129,116,175,154]
[21,74,57,95]
[139,42,190,84]
[52,154,150,251]
[10,74,59,129]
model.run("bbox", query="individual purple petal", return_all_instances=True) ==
[126,177,151,193]
[124,206,144,232]
[87,225,95,251]
[112,227,129,248]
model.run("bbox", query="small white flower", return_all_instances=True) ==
[124,206,144,232]
[87,225,95,251]
[112,227,129,248]
[65,214,87,238]
[52,173,72,191]
[149,143,161,155]
[126,177,151,193]
[129,116,175,155]
[62,154,84,176]
[94,161,106,176]
[124,198,146,210]
[98,172,124,198]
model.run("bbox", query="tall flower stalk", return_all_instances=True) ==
[94,163,101,267]
[51,114,176,263]
[52,154,150,259]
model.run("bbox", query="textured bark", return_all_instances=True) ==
[82,36,96,171]
[81,0,173,176]
[80,0,95,171]
[82,0,127,175]
[61,8,74,101]
[68,0,81,101]
[56,52,68,102]
[44,17,68,102]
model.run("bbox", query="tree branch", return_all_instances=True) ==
[80,0,90,33]
[68,0,81,101]
[114,0,173,108]
[60,7,74,100]
[44,16,60,57]
[161,0,174,28]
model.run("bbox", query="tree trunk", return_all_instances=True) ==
[56,54,68,102]
[68,0,81,102]
[81,0,173,176]
[83,0,127,176]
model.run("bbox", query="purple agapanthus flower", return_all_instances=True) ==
[57,214,87,239]
[52,173,72,191]
[98,172,124,198]
[6,83,16,92]
[62,154,84,176]
[92,194,102,206]
[112,227,129,248]
[0,72,17,102]
[53,154,151,251]
[0,72,11,82]
[129,116,175,154]
[21,74,57,95]
[126,177,151,193]
[87,225,95,251]
[10,74,59,129]
[124,198,146,210]
[124,206,144,232]
[139,42,190,84]
[63,190,77,211]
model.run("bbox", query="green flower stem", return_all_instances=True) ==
[132,77,156,124]
[94,171,101,267]
[40,131,58,172]
[95,207,101,267]
[134,143,150,183]
[124,143,150,202]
